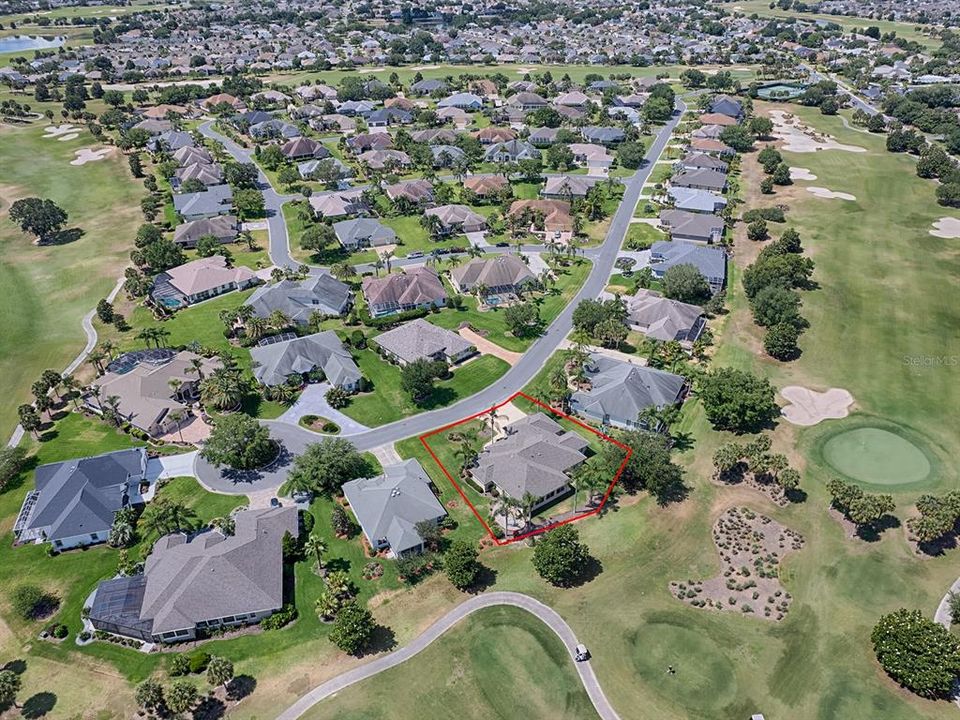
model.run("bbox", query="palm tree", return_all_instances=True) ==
[267,382,297,405]
[104,395,123,426]
[98,339,117,360]
[61,374,81,409]
[168,377,183,400]
[87,349,107,376]
[155,327,171,348]
[330,262,356,280]
[136,328,156,348]
[315,591,340,620]
[210,515,236,536]
[485,406,502,436]
[245,316,268,342]
[200,369,244,411]
[108,520,134,548]
[382,249,395,274]
[473,282,489,304]
[169,408,188,442]
[304,535,328,573]
[268,310,291,332]
[187,357,206,381]
[520,491,538,527]
[236,304,255,323]
[373,258,384,277]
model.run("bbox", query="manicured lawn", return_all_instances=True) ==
[380,214,469,258]
[302,606,600,720]
[428,258,592,352]
[340,352,510,427]
[623,222,666,249]
[633,198,662,217]
[282,201,379,266]
[0,120,145,439]
[648,163,674,186]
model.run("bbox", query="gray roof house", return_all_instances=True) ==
[450,254,536,294]
[173,184,233,221]
[172,214,238,248]
[485,139,539,163]
[667,187,727,215]
[671,168,728,192]
[649,241,727,292]
[250,331,361,390]
[342,459,447,557]
[581,126,626,145]
[709,95,744,119]
[570,354,686,430]
[247,275,353,323]
[374,318,476,366]
[542,175,602,199]
[362,267,448,317]
[88,507,298,643]
[423,204,488,235]
[437,92,483,110]
[15,448,148,550]
[333,218,397,249]
[659,209,724,244]
[625,288,706,345]
[472,413,588,510]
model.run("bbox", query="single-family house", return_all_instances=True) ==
[581,126,626,145]
[507,199,574,234]
[173,184,233,221]
[542,175,602,199]
[309,190,366,219]
[475,127,516,144]
[247,274,352,323]
[671,168,728,192]
[342,460,447,557]
[423,204,488,235]
[374,318,475,366]
[333,217,397,250]
[649,241,727,292]
[250,331,361,390]
[659,209,725,244]
[88,507,297,643]
[708,95,744,119]
[485,139,539,163]
[358,149,412,170]
[88,351,221,437]
[624,288,706,345]
[14,448,148,549]
[151,255,258,307]
[437,92,483,110]
[569,354,686,430]
[464,174,509,199]
[450,254,536,294]
[471,413,588,510]
[172,215,238,248]
[667,187,727,215]
[507,91,548,111]
[384,178,434,206]
[281,136,331,160]
[362,267,447,317]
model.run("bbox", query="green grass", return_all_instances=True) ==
[282,201,379,266]
[380,214,470,258]
[624,222,666,249]
[302,606,600,720]
[428,258,591,352]
[341,353,509,427]
[0,120,145,439]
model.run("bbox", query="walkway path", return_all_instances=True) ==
[935,577,960,629]
[195,101,686,493]
[458,328,524,365]
[276,591,620,720]
[277,383,372,434]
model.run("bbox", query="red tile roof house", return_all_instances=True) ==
[362,267,447,318]
[151,255,259,308]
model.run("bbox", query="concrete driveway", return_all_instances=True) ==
[277,383,372,434]
[146,451,198,481]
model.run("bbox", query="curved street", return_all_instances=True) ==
[194,102,685,494]
[275,591,620,720]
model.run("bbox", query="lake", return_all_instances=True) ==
[0,35,66,53]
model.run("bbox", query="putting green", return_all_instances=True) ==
[822,427,931,485]
[630,620,736,714]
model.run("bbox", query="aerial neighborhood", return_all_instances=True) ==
[0,0,958,718]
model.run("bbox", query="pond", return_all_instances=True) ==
[0,35,66,53]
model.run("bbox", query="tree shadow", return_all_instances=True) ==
[227,675,257,701]
[917,531,958,557]
[191,695,226,720]
[467,564,498,593]
[564,555,603,588]
[784,487,808,504]
[324,556,353,573]
[21,692,57,719]
[360,624,397,656]
[2,659,27,675]
[854,514,901,543]
[670,431,695,452]
[42,227,84,246]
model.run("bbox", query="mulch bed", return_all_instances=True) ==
[670,506,805,622]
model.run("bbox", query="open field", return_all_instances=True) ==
[0,120,144,440]
[726,0,940,48]
[301,605,599,720]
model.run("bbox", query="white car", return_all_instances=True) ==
[574,644,590,662]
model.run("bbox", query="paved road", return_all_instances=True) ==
[195,102,684,493]
[275,591,620,720]
[198,121,299,268]
[804,66,881,117]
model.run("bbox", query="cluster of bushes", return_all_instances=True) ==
[907,490,960,546]
[798,80,841,115]
[756,146,792,194]
[170,650,212,676]
[872,609,960,698]
[261,604,297,630]
[827,479,895,534]
[9,584,59,621]
[712,434,801,498]
[742,227,814,360]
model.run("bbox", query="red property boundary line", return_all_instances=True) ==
[419,390,632,545]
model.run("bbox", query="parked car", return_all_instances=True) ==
[574,644,590,662]
[407,251,424,258]
[495,241,510,247]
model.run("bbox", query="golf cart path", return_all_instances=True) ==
[275,591,620,720]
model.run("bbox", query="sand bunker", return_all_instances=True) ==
[769,110,866,154]
[806,186,856,201]
[930,217,960,239]
[57,132,81,142]
[789,167,817,181]
[781,386,854,426]
[670,506,804,622]
[43,124,78,138]
[71,147,113,166]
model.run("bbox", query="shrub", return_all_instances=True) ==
[9,584,57,620]
[261,604,298,630]
[872,609,960,698]
[169,653,190,676]
[51,623,68,639]
[187,650,211,674]
[742,207,786,224]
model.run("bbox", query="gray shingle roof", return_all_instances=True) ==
[473,413,588,501]
[250,331,360,387]
[373,318,473,364]
[570,354,685,426]
[25,448,146,542]
[650,241,727,284]
[333,218,397,248]
[450,254,536,292]
[342,459,447,555]
[247,275,352,322]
